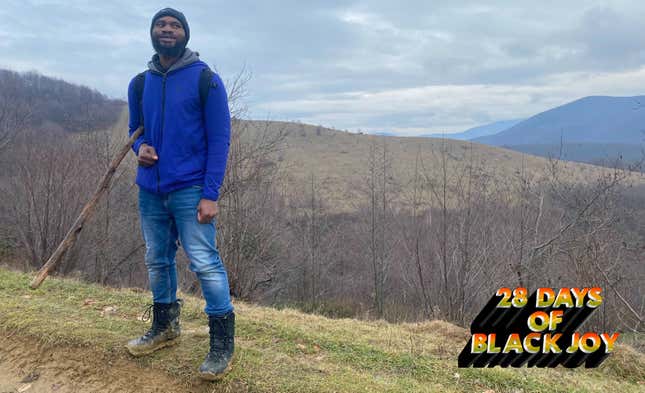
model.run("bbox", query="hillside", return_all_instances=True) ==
[101,111,645,214]
[237,119,645,212]
[475,96,645,146]
[0,68,123,134]
[1,267,643,393]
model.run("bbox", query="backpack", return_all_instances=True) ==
[133,67,216,128]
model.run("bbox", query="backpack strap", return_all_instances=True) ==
[198,67,217,147]
[198,67,216,109]
[134,71,147,128]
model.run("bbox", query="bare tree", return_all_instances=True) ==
[3,129,96,270]
[217,119,287,299]
[360,138,396,317]
[397,146,433,318]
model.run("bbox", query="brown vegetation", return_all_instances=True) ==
[0,68,643,339]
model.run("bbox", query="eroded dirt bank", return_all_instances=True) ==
[0,334,190,393]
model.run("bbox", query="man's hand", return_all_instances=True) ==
[138,143,158,167]
[197,199,218,224]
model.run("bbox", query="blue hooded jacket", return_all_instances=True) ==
[127,48,231,201]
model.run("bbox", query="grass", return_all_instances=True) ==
[0,267,643,392]
[108,112,645,215]
[239,120,645,213]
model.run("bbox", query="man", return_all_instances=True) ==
[125,7,235,381]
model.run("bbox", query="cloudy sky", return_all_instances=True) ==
[3,1,645,135]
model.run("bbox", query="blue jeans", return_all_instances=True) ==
[138,185,234,317]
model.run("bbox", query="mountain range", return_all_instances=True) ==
[474,96,645,146]
[423,119,524,140]
[435,96,645,166]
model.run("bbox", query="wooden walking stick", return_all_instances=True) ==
[29,126,144,289]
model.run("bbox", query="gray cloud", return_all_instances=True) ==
[3,1,645,134]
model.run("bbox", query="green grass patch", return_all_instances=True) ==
[0,267,643,392]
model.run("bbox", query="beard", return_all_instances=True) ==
[152,34,186,57]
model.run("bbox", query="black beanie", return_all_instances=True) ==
[151,8,190,43]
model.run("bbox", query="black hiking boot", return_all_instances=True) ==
[126,299,182,357]
[199,311,235,380]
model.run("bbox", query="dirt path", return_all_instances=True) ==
[0,360,55,393]
[0,334,189,393]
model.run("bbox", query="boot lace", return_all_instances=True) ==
[141,304,154,322]
[140,304,165,337]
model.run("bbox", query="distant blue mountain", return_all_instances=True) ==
[474,96,645,145]
[423,119,524,140]
[505,143,644,166]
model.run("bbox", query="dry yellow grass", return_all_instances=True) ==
[105,110,645,213]
[241,120,645,212]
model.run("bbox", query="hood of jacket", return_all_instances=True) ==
[148,47,201,74]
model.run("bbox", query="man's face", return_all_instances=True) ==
[151,16,186,57]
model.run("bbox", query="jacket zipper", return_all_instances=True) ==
[150,65,189,193]
[155,72,168,193]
